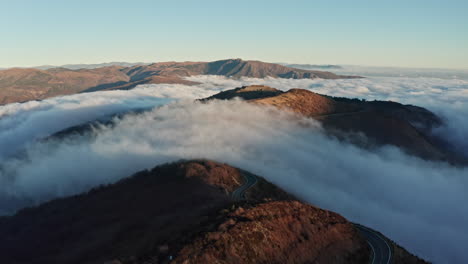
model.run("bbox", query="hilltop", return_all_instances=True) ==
[0,160,424,264]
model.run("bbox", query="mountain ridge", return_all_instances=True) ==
[0,59,361,105]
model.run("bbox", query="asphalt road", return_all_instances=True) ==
[231,171,258,200]
[230,172,392,264]
[355,224,393,264]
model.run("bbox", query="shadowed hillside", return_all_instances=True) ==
[0,160,425,264]
[0,161,361,264]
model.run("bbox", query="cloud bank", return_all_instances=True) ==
[183,75,468,157]
[287,64,468,81]
[0,73,467,263]
[0,88,172,159]
[0,100,467,263]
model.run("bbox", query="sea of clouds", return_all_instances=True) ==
[287,64,468,81]
[0,70,467,263]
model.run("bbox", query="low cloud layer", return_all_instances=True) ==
[287,64,468,81]
[1,100,467,263]
[183,75,468,157]
[0,88,172,159]
[0,73,467,263]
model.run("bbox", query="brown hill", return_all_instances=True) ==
[203,85,464,163]
[173,201,367,264]
[0,66,129,104]
[203,85,360,116]
[252,88,360,116]
[0,59,360,105]
[0,160,423,264]
[122,59,359,81]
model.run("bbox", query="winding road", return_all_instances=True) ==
[231,171,258,200]
[354,224,393,264]
[231,172,393,264]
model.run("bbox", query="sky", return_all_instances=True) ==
[1,0,467,69]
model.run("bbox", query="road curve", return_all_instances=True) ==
[354,224,393,264]
[230,172,392,264]
[231,171,258,201]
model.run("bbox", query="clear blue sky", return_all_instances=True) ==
[1,0,467,69]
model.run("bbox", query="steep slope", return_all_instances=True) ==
[0,160,424,264]
[0,59,360,105]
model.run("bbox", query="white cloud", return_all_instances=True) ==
[0,73,467,263]
[0,100,466,263]
[182,75,468,157]
[0,88,172,159]
[287,64,468,81]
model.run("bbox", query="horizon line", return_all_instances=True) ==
[1,59,468,71]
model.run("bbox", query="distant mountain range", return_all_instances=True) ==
[35,62,150,70]
[1,62,342,71]
[0,62,149,71]
[0,59,361,105]
[280,63,343,70]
